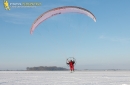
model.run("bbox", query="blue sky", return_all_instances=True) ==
[0,0,130,70]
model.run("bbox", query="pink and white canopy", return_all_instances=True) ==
[30,6,96,34]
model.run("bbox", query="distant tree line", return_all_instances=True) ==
[26,66,69,71]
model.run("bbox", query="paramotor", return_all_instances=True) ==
[66,57,76,66]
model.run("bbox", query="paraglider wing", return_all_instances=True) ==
[30,6,96,34]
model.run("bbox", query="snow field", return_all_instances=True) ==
[0,71,130,85]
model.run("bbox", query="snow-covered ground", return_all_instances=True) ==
[0,71,130,85]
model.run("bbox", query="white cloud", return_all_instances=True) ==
[99,35,106,39]
[5,20,26,24]
[112,37,130,42]
[1,12,36,24]
[4,12,33,19]
[99,35,130,43]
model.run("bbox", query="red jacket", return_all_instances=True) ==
[67,61,75,66]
